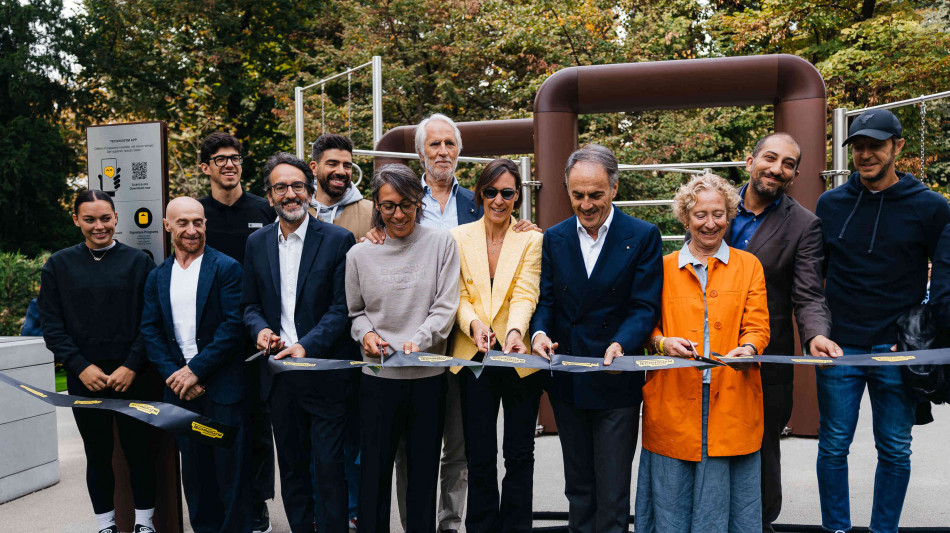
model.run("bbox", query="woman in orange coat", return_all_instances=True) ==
[634,173,770,533]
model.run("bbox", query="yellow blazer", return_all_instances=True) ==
[449,217,543,377]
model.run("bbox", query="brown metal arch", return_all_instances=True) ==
[533,54,827,228]
[373,118,534,167]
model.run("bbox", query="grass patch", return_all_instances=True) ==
[55,367,67,392]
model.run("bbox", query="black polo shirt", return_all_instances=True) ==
[199,191,276,265]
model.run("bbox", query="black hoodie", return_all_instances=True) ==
[817,171,950,346]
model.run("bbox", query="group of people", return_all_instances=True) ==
[36,108,948,533]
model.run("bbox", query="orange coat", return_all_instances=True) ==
[642,248,770,462]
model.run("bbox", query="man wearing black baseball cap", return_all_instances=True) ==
[815,109,950,533]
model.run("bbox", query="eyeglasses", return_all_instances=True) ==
[483,187,517,200]
[210,155,243,167]
[268,181,309,196]
[377,201,418,215]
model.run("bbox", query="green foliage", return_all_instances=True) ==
[5,0,950,257]
[0,251,47,336]
[0,0,79,255]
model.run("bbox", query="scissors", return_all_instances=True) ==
[245,332,276,362]
[689,342,725,367]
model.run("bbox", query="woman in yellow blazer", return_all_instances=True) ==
[634,173,770,533]
[449,158,545,533]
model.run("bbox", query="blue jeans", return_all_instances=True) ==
[815,344,916,533]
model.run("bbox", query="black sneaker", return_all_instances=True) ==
[252,503,272,533]
[133,525,156,533]
[97,527,117,533]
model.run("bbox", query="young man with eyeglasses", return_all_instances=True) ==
[198,133,276,264]
[197,132,277,533]
[242,152,357,533]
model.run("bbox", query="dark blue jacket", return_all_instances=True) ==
[818,171,950,346]
[141,246,246,405]
[456,186,482,224]
[530,207,663,409]
[241,216,357,399]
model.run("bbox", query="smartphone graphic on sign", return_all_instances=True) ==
[100,158,119,194]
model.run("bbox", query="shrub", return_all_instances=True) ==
[0,251,47,336]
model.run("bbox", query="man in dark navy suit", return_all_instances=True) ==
[531,144,663,533]
[241,152,357,533]
[141,196,252,533]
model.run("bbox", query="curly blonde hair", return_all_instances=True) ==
[672,173,740,226]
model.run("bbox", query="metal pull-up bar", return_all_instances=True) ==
[294,56,383,159]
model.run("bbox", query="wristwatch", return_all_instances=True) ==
[741,343,758,355]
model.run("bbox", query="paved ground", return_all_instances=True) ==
[1,395,948,532]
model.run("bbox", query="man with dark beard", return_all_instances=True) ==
[309,133,374,240]
[242,153,357,533]
[724,133,839,532]
[141,197,252,532]
[816,110,950,533]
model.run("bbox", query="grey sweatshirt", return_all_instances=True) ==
[346,224,460,379]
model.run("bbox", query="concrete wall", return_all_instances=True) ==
[0,337,59,503]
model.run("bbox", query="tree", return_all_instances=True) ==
[0,0,78,255]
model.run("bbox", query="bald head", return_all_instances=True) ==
[164,196,206,257]
[166,196,204,220]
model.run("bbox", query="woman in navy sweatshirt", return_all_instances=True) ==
[37,190,160,533]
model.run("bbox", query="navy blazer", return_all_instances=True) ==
[242,216,357,399]
[530,207,663,409]
[456,185,483,225]
[141,246,246,405]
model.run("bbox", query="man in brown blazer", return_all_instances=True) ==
[725,132,842,533]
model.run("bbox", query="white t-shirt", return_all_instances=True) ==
[170,254,203,361]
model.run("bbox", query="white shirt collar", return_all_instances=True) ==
[278,218,309,244]
[678,239,730,269]
[421,174,459,195]
[576,206,615,241]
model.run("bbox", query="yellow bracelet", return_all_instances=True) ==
[658,336,666,355]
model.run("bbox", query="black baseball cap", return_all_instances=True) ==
[843,109,902,146]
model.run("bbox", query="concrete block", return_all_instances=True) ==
[0,459,59,504]
[0,413,59,479]
[0,364,55,424]
[0,337,54,371]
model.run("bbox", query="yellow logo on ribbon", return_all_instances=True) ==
[19,385,47,398]
[490,355,526,364]
[350,361,370,366]
[419,355,452,363]
[191,421,224,439]
[283,362,317,367]
[636,358,675,368]
[129,403,160,415]
[74,400,102,405]
[791,358,829,364]
[872,355,915,362]
[562,361,599,368]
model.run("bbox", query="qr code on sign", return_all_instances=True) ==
[131,162,147,180]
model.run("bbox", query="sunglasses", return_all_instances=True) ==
[483,187,517,200]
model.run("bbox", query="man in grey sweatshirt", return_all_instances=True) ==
[345,163,460,533]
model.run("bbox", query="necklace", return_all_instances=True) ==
[88,245,112,262]
[486,235,505,255]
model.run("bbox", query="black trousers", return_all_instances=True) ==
[761,381,794,532]
[67,361,159,514]
[460,367,546,533]
[550,397,639,533]
[245,347,275,506]
[269,371,351,533]
[359,373,446,533]
[171,394,253,533]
